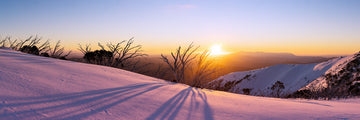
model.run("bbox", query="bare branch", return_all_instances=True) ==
[98,42,105,50]
[14,36,33,50]
[7,37,18,49]
[113,38,146,68]
[0,37,7,47]
[49,40,70,59]
[160,43,199,83]
[78,43,92,55]
[28,35,41,47]
[191,50,215,87]
[38,40,50,52]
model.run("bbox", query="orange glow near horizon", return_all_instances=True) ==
[62,38,359,57]
[64,43,358,57]
[209,44,231,56]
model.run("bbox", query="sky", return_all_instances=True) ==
[1,0,360,56]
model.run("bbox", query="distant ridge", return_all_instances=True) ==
[208,51,360,98]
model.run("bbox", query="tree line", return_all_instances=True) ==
[0,36,71,59]
[1,36,217,88]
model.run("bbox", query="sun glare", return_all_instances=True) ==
[210,44,228,56]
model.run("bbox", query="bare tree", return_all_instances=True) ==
[271,81,285,97]
[7,37,18,49]
[49,40,71,59]
[27,36,42,47]
[191,50,216,88]
[78,38,146,67]
[16,36,49,52]
[38,40,50,53]
[179,43,199,83]
[15,36,32,50]
[0,37,7,47]
[161,43,199,83]
[161,46,181,82]
[0,35,70,59]
[98,41,124,66]
[0,36,50,54]
[78,43,92,55]
[113,38,147,68]
[0,36,18,48]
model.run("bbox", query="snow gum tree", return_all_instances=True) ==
[161,43,198,83]
[79,37,146,68]
[161,43,216,87]
[271,81,285,97]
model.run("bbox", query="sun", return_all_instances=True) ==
[209,44,228,56]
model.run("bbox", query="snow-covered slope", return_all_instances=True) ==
[1,48,360,120]
[208,53,357,97]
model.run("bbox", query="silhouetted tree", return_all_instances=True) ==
[84,52,95,62]
[0,35,73,61]
[97,41,123,66]
[242,88,253,95]
[0,37,6,47]
[2,36,51,54]
[112,38,146,68]
[191,50,216,88]
[161,43,199,83]
[20,45,40,55]
[271,81,285,97]
[40,52,50,57]
[78,43,92,55]
[49,40,71,59]
[79,38,146,67]
[15,36,32,50]
[7,37,18,49]
[84,50,113,65]
[0,37,18,49]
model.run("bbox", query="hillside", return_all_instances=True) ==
[208,51,360,98]
[67,51,330,84]
[215,52,330,74]
[0,48,360,120]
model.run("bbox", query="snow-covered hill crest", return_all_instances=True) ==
[208,52,359,97]
[1,48,360,119]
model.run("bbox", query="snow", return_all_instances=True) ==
[0,48,360,120]
[209,53,355,96]
[305,55,357,90]
[318,55,355,74]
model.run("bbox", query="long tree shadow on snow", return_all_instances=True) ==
[146,87,214,120]
[0,83,169,120]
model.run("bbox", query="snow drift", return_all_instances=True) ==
[0,48,360,120]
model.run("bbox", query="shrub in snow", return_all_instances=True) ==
[20,45,40,55]
[84,50,113,65]
[288,89,312,99]
[349,81,360,95]
[271,81,285,97]
[79,38,146,68]
[48,40,71,59]
[242,88,252,95]
[40,52,50,57]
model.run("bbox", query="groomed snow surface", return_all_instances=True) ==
[0,48,359,120]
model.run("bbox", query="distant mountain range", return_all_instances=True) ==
[208,51,360,98]
[217,51,331,71]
